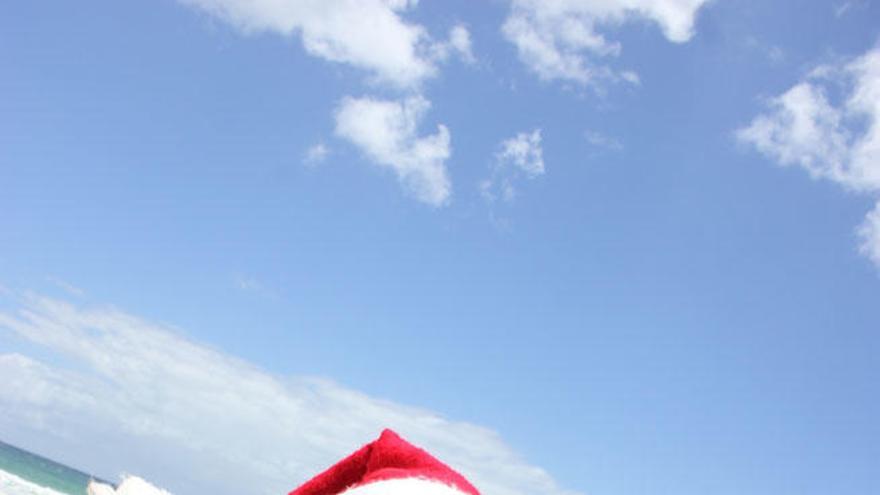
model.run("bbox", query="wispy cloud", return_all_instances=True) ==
[432,24,476,65]
[303,143,330,167]
[584,129,623,152]
[744,36,785,64]
[233,275,279,301]
[234,275,263,292]
[833,1,868,18]
[45,277,86,298]
[335,95,452,207]
[498,129,546,177]
[737,45,880,267]
[481,129,545,204]
[857,203,880,266]
[502,0,710,89]
[0,292,576,495]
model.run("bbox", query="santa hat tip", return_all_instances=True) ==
[289,429,479,495]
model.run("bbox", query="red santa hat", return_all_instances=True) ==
[288,429,480,495]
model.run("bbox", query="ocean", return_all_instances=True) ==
[0,440,102,495]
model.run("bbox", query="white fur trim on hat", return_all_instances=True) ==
[340,478,469,495]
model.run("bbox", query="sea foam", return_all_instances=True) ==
[0,468,69,495]
[87,477,171,495]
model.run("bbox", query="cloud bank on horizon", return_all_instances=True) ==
[738,45,880,267]
[0,292,578,495]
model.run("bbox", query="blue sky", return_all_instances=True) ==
[1,1,879,495]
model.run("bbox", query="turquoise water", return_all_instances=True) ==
[0,440,101,495]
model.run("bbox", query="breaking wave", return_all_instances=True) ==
[0,468,69,495]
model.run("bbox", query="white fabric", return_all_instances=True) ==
[341,477,468,495]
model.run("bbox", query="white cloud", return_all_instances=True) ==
[234,275,263,292]
[765,45,785,64]
[858,201,880,267]
[834,1,868,18]
[46,277,86,297]
[482,130,545,203]
[736,83,852,185]
[0,292,579,495]
[175,2,473,205]
[432,24,476,65]
[584,129,623,152]
[233,275,279,301]
[449,25,476,64]
[502,0,710,88]
[499,129,546,177]
[303,143,330,167]
[744,36,785,64]
[737,46,880,267]
[334,95,452,206]
[178,0,447,89]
